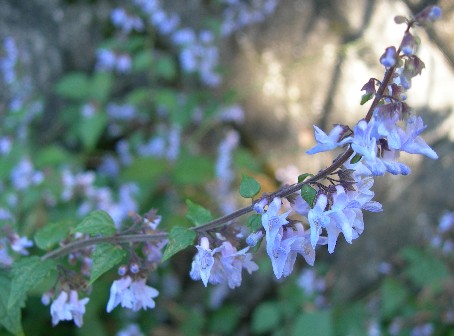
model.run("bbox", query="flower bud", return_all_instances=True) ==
[118,265,128,276]
[246,231,264,247]
[253,198,268,214]
[130,263,140,274]
[400,33,416,56]
[380,47,397,67]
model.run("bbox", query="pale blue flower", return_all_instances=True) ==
[261,197,290,246]
[107,276,159,312]
[380,47,397,67]
[217,242,258,288]
[266,233,298,279]
[51,290,89,327]
[372,108,401,150]
[129,279,159,311]
[246,231,264,247]
[190,237,215,287]
[350,120,386,176]
[307,194,330,248]
[399,116,438,159]
[306,125,348,154]
[106,276,134,312]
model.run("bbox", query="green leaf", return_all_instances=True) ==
[72,210,116,237]
[8,257,56,309]
[155,55,176,80]
[78,112,108,150]
[162,226,196,261]
[401,247,449,292]
[246,214,262,232]
[55,72,89,100]
[298,173,314,183]
[34,145,71,168]
[251,301,282,334]
[34,220,73,250]
[239,175,261,198]
[350,153,362,164]
[0,271,24,336]
[132,50,153,72]
[333,303,367,336]
[180,307,205,336]
[360,92,374,105]
[90,72,113,102]
[121,157,167,183]
[380,278,409,319]
[292,310,333,336]
[186,200,213,226]
[125,87,151,105]
[208,305,240,334]
[172,155,214,185]
[90,243,126,285]
[301,184,317,208]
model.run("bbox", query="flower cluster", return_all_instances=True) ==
[247,6,441,280]
[0,228,33,266]
[107,274,159,313]
[190,237,258,288]
[49,290,89,328]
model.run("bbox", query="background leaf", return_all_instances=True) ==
[55,72,89,100]
[251,301,281,334]
[401,247,449,291]
[120,157,167,184]
[78,113,108,150]
[292,310,333,336]
[380,277,409,319]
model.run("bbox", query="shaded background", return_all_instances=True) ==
[1,0,454,335]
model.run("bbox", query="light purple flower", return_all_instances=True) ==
[51,290,89,327]
[261,197,291,246]
[253,198,268,214]
[380,46,397,67]
[190,238,258,288]
[10,234,33,255]
[107,276,134,312]
[106,276,159,312]
[190,237,215,287]
[0,240,13,266]
[372,108,401,150]
[129,278,159,311]
[307,194,330,248]
[291,194,311,217]
[216,242,258,288]
[306,125,348,154]
[327,186,356,248]
[246,231,264,247]
[349,120,386,176]
[266,232,298,279]
[399,116,438,159]
[287,223,317,267]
